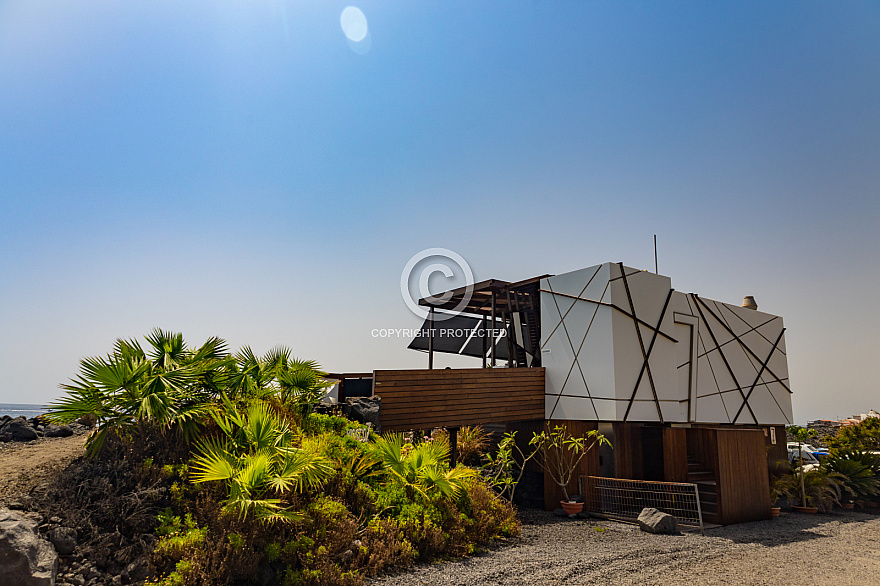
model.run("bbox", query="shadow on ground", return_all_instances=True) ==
[703,509,878,547]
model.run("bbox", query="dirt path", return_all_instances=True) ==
[0,434,87,502]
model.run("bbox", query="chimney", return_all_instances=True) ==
[742,296,758,310]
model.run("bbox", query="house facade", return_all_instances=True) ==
[334,262,792,525]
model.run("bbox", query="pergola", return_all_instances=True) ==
[411,274,549,369]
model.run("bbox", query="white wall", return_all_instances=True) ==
[541,263,793,425]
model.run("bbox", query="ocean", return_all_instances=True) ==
[0,403,48,419]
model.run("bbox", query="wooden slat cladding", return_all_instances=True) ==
[716,428,771,524]
[662,427,689,483]
[374,368,545,432]
[612,422,644,480]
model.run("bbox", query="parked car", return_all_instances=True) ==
[786,442,828,460]
[787,445,821,472]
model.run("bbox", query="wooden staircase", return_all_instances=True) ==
[687,456,719,524]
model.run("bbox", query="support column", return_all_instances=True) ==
[428,307,434,369]
[490,292,496,367]
[449,426,459,467]
[481,315,487,368]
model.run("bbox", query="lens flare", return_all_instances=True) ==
[340,6,368,43]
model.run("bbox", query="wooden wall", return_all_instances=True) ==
[543,419,600,510]
[373,368,545,432]
[715,428,772,524]
[766,425,788,475]
[662,427,689,483]
[612,422,644,480]
[687,427,719,477]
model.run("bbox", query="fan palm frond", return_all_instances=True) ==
[145,328,187,370]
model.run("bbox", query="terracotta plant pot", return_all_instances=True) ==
[792,505,818,514]
[770,507,781,517]
[560,501,584,515]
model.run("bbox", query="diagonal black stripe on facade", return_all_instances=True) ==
[732,328,787,424]
[545,278,601,420]
[540,265,603,348]
[618,262,666,423]
[691,293,758,424]
[694,295,791,394]
[718,302,786,355]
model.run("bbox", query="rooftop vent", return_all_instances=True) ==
[742,296,758,310]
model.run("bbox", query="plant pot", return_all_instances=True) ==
[841,503,855,510]
[792,505,818,514]
[770,507,781,517]
[560,501,584,515]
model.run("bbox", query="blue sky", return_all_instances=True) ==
[1,1,878,423]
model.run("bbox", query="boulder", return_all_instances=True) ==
[637,507,678,534]
[48,527,77,555]
[343,396,381,433]
[1,417,38,442]
[43,425,73,439]
[0,508,58,585]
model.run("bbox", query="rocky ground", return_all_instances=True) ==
[0,421,133,586]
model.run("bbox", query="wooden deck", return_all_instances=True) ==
[373,367,545,431]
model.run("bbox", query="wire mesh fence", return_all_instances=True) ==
[579,476,704,534]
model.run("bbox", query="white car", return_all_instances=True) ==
[787,446,820,472]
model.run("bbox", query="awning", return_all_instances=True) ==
[406,312,517,360]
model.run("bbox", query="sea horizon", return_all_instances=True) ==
[0,402,49,418]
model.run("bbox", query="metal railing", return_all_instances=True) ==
[579,476,704,534]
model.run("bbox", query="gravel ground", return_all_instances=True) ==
[371,508,880,586]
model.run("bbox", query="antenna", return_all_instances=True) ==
[654,234,658,274]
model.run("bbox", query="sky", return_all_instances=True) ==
[1,1,878,423]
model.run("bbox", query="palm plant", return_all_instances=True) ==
[47,330,230,455]
[225,346,331,416]
[224,347,278,400]
[801,468,845,512]
[369,433,475,500]
[822,450,880,503]
[787,425,819,508]
[190,398,333,523]
[769,470,797,506]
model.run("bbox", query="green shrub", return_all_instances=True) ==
[302,413,358,436]
[302,432,365,465]
[154,511,206,559]
[829,417,880,452]
[460,476,520,540]
[49,329,526,586]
